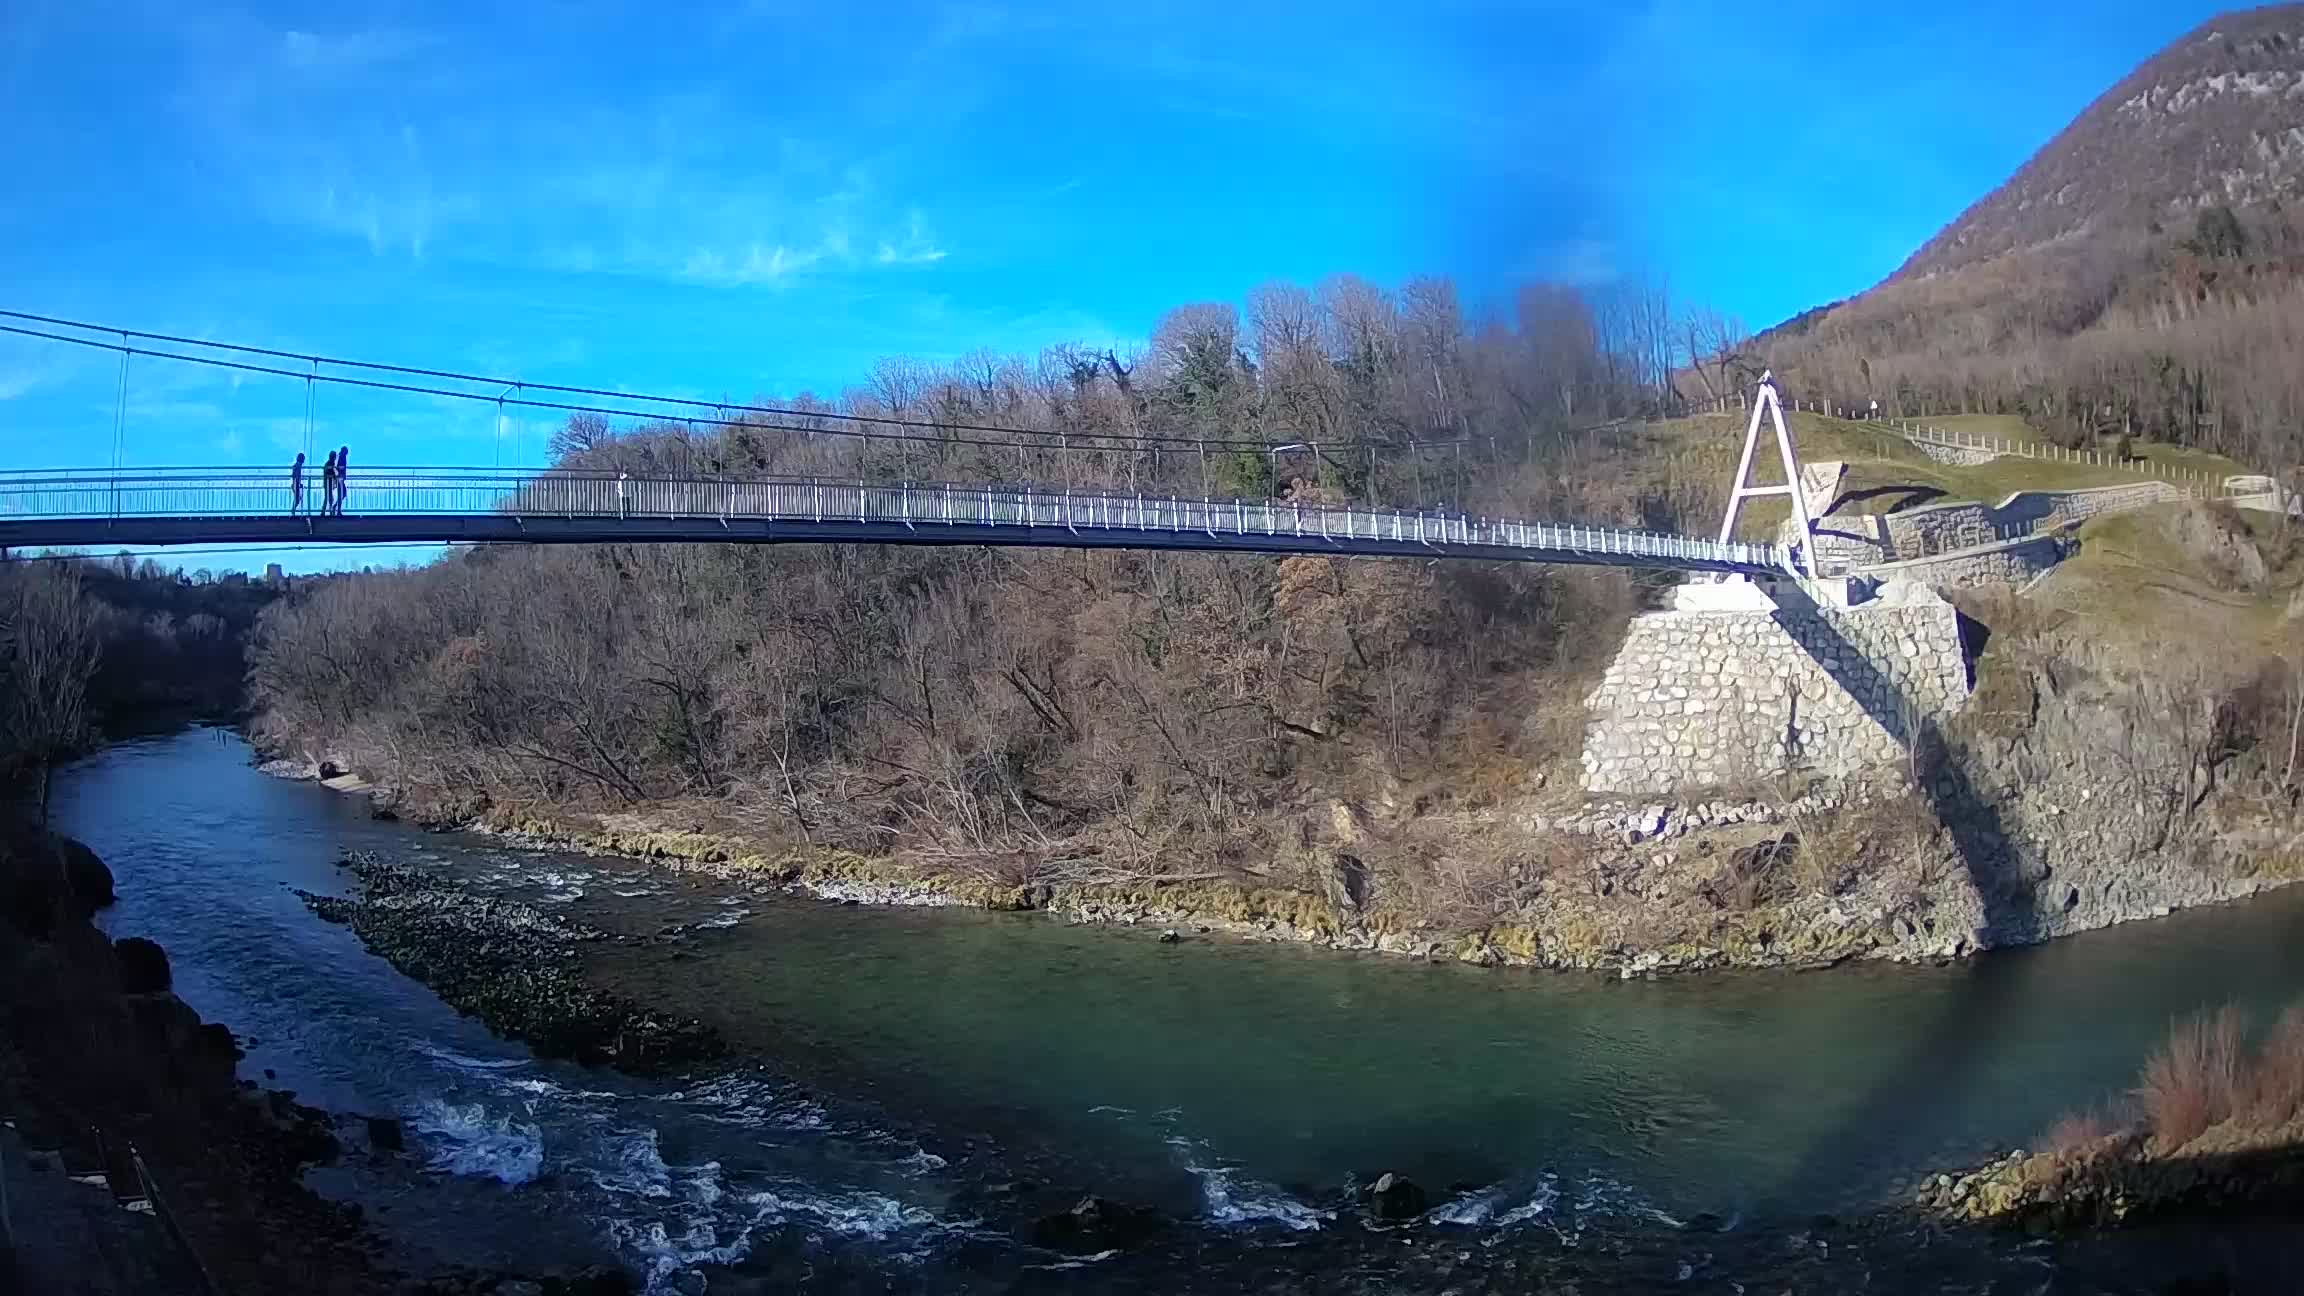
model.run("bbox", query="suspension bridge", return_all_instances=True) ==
[0,468,1786,573]
[0,310,1805,576]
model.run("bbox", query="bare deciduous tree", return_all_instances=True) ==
[1,566,104,822]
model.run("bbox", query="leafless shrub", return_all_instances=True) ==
[2244,1004,2304,1127]
[2134,1005,2247,1152]
[1707,835,1793,912]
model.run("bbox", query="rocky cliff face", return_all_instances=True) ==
[0,823,371,1291]
[1935,616,2302,942]
[0,824,639,1294]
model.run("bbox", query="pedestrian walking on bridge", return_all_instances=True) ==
[289,452,306,515]
[320,450,339,518]
[332,445,350,515]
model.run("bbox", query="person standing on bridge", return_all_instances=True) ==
[320,450,339,518]
[332,445,350,515]
[290,452,307,515]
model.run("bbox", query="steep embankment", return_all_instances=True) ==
[0,822,379,1291]
[0,821,635,1294]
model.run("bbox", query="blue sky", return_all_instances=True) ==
[0,0,2236,570]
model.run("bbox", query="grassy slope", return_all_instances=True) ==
[1913,413,2268,481]
[1626,412,2252,544]
[2032,506,2300,649]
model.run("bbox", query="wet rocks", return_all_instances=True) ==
[299,853,725,1076]
[1030,1195,1166,1252]
[1523,791,1852,843]
[1366,1171,1428,1222]
[1919,1135,2304,1233]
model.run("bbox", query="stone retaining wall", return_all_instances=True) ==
[1909,439,2000,466]
[1782,482,2181,573]
[1857,533,2067,591]
[1580,584,1970,794]
[1804,513,1891,568]
[1881,481,2182,556]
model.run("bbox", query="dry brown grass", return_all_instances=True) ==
[1359,822,1564,932]
[1784,786,1944,896]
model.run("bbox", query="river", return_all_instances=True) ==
[49,728,2304,1292]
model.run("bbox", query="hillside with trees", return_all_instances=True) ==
[0,558,274,816]
[1728,6,2304,467]
[248,274,1702,900]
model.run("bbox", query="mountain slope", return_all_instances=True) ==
[1896,5,2304,280]
[1746,8,2304,462]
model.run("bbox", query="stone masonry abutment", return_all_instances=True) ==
[1580,579,1970,795]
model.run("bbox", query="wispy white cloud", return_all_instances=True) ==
[277,27,431,75]
[161,13,957,284]
[669,211,946,285]
[0,356,66,401]
[875,211,948,266]
[682,241,829,285]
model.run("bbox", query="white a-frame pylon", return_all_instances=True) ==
[1716,372,1816,579]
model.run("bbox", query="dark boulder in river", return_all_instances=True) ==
[1367,1171,1428,1222]
[1031,1195,1167,1252]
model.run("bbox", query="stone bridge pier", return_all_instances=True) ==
[1579,577,1971,795]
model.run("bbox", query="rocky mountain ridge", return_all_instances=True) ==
[1896,5,2304,281]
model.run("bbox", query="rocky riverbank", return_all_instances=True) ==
[255,523,2304,983]
[1917,1132,2304,1233]
[1917,1002,2304,1235]
[258,751,2303,980]
[298,853,724,1075]
[0,820,636,1295]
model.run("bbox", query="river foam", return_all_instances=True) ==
[1429,1175,1562,1227]
[408,1098,546,1184]
[1165,1135,1332,1232]
[408,1046,963,1291]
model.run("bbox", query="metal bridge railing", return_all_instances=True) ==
[0,467,1787,572]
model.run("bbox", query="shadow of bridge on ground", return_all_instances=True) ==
[1746,577,2053,1210]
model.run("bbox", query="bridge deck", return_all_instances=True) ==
[0,469,1785,574]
